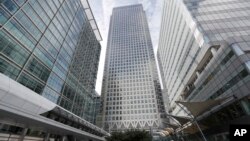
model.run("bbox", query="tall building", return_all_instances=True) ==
[158,0,250,140]
[0,0,108,140]
[101,4,166,132]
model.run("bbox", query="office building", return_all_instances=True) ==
[0,0,108,140]
[158,0,250,140]
[101,4,166,132]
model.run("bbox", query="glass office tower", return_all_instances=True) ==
[0,0,108,140]
[158,0,250,140]
[101,4,166,132]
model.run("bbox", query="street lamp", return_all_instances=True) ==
[176,103,207,141]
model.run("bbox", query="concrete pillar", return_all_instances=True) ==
[59,136,67,141]
[210,47,217,56]
[240,100,250,115]
[196,71,200,77]
[44,133,50,141]
[67,135,77,141]
[19,128,28,141]
[0,123,4,129]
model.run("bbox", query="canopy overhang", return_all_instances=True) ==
[176,98,229,117]
[167,114,192,125]
[163,122,180,130]
[181,123,207,134]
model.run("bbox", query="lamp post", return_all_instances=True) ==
[176,103,208,141]
[164,115,185,141]
[149,126,153,140]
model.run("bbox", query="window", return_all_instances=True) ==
[25,57,50,82]
[15,11,42,40]
[47,72,64,92]
[210,68,249,99]
[0,57,20,79]
[0,31,30,66]
[18,72,44,94]
[5,19,36,50]
[0,7,10,25]
[1,0,18,14]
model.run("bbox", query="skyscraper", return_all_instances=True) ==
[101,4,166,132]
[158,0,250,140]
[0,0,108,140]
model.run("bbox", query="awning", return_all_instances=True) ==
[164,128,175,134]
[167,114,191,125]
[182,123,207,134]
[162,131,170,136]
[163,122,180,130]
[0,74,108,140]
[176,98,229,117]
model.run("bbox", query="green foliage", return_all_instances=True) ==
[105,130,152,141]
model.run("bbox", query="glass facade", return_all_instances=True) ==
[158,0,250,140]
[158,0,250,115]
[101,5,166,131]
[0,0,101,123]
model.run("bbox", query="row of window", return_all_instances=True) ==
[105,114,158,121]
[106,95,155,100]
[108,75,152,79]
[210,68,249,99]
[105,104,156,109]
[109,65,149,70]
[106,99,156,105]
[188,50,234,100]
[105,109,157,115]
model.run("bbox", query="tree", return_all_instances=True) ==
[105,130,152,141]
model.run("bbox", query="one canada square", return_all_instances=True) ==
[101,5,166,131]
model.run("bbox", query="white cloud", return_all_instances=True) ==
[88,0,163,94]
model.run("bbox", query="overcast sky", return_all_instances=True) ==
[88,0,163,94]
